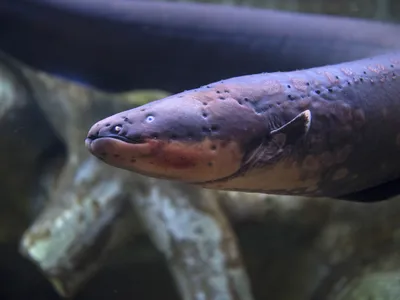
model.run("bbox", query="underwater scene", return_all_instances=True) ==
[1,0,400,299]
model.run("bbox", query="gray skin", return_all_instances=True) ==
[86,52,400,200]
[2,0,400,201]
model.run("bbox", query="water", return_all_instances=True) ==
[0,1,400,300]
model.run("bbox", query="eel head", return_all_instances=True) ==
[85,86,311,188]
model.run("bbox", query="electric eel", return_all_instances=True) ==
[86,52,400,199]
[1,0,400,201]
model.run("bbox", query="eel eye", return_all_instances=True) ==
[112,125,122,134]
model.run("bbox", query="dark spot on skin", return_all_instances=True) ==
[335,76,339,79]
[202,112,208,118]
[219,96,225,100]
[391,64,394,68]
[216,90,221,94]
[237,100,243,105]
[208,162,213,167]
[206,85,211,88]
[244,97,249,102]
[211,125,219,132]
[360,78,364,82]
[363,71,367,74]
[105,123,110,127]
[347,81,351,85]
[328,88,333,93]
[202,127,210,133]
[315,90,321,94]
[203,102,207,106]
[100,152,107,157]
[140,108,146,112]
[113,154,120,158]
[306,82,310,86]
[288,94,295,100]
[131,158,136,163]
[287,85,291,88]
[224,89,229,93]
[210,145,217,150]
[123,117,132,124]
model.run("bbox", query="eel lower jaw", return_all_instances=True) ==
[85,135,245,183]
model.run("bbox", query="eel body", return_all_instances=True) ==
[0,0,399,93]
[86,52,400,199]
[1,1,400,200]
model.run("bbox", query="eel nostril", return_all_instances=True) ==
[87,129,100,140]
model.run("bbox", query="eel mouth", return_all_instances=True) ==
[86,133,147,146]
[85,134,149,157]
[110,134,147,144]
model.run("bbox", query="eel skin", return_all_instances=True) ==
[1,0,400,201]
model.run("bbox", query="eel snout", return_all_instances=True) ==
[84,94,254,182]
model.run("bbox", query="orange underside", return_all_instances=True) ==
[89,137,244,182]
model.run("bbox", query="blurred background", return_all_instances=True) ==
[0,1,400,300]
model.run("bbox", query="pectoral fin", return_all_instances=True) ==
[270,109,311,141]
[243,110,312,169]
